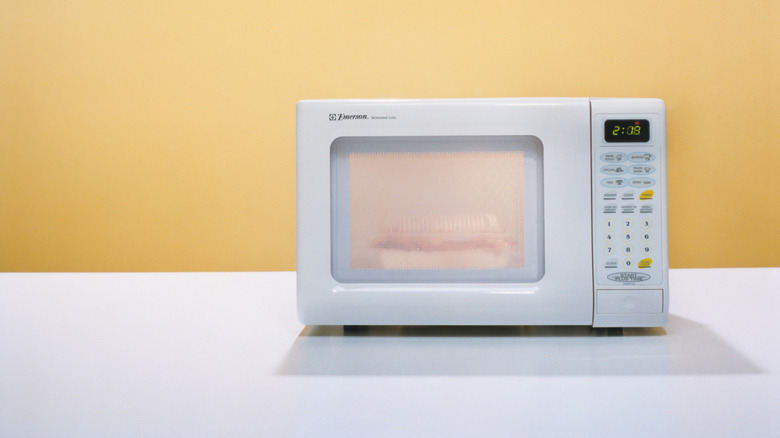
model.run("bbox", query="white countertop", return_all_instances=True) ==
[1,269,778,437]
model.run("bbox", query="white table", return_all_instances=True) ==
[1,269,778,437]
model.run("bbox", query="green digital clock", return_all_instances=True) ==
[605,119,650,143]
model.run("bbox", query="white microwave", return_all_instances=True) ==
[296,98,668,328]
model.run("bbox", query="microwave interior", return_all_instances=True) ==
[330,135,544,283]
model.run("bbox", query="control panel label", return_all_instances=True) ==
[607,272,650,283]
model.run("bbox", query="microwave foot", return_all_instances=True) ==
[344,325,368,333]
[606,327,624,336]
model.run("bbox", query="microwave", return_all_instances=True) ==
[296,98,668,328]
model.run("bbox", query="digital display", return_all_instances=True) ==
[605,119,650,143]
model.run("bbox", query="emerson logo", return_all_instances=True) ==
[329,113,368,121]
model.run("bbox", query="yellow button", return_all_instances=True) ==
[640,190,654,200]
[638,258,653,268]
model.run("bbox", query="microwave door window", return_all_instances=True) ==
[331,136,544,283]
[350,151,524,270]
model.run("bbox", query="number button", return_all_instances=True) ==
[622,219,633,229]
[623,232,633,242]
[623,259,633,268]
[604,232,615,243]
[623,245,634,255]
[641,219,652,229]
[605,245,615,256]
[641,245,652,255]
[641,232,652,242]
[604,219,615,229]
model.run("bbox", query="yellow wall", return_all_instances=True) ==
[1,0,778,271]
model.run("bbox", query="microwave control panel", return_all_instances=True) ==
[591,106,667,290]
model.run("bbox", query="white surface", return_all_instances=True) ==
[0,268,778,437]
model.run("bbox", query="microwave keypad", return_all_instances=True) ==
[595,149,662,285]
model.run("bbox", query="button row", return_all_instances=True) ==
[602,190,654,201]
[601,152,655,163]
[604,232,653,243]
[603,204,655,214]
[604,218,652,229]
[601,177,655,188]
[600,165,656,175]
[604,244,653,256]
[604,257,654,270]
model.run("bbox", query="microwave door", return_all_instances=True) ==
[297,99,594,325]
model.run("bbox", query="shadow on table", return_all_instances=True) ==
[278,315,762,376]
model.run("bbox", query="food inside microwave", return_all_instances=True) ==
[348,150,525,271]
[371,214,518,270]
